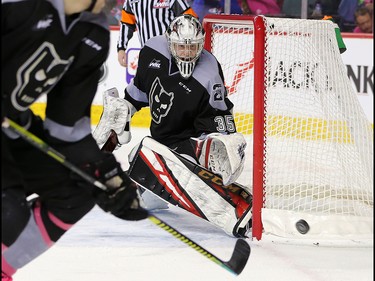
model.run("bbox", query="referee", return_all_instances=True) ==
[117,0,197,67]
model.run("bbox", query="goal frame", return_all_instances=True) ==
[203,14,373,241]
[203,14,266,240]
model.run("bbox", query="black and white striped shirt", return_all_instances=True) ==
[117,0,197,51]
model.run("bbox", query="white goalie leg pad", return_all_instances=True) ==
[198,133,247,186]
[129,143,169,211]
[92,88,136,147]
[137,137,240,236]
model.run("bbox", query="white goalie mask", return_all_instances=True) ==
[166,15,205,79]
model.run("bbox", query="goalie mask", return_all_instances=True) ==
[166,15,205,79]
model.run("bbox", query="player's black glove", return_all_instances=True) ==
[77,153,148,221]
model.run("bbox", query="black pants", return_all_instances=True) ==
[167,138,199,163]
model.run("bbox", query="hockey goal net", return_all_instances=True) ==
[203,14,373,241]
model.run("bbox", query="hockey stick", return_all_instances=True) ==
[2,117,251,275]
[148,215,250,275]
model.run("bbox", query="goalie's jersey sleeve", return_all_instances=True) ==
[2,0,110,164]
[117,0,197,51]
[124,35,236,146]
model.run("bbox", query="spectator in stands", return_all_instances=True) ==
[218,0,243,14]
[337,0,367,32]
[363,0,373,14]
[239,0,281,15]
[281,0,315,18]
[103,0,121,25]
[366,1,373,9]
[320,0,341,15]
[191,0,217,19]
[353,4,373,33]
[283,0,339,19]
[193,0,242,19]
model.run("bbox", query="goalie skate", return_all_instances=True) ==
[138,188,169,211]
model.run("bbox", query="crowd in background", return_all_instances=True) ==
[107,0,373,33]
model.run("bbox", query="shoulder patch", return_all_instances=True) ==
[212,83,224,101]
[149,59,161,69]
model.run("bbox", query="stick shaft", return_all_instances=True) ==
[2,117,107,190]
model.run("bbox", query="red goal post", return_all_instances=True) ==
[203,14,373,242]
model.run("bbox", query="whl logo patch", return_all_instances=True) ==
[33,14,53,30]
[153,0,170,8]
[149,59,161,69]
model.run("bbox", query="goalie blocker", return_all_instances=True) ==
[128,137,252,238]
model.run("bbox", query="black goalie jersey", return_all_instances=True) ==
[125,35,236,146]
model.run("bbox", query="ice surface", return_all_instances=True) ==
[13,128,373,281]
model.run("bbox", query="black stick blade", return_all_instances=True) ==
[224,239,251,275]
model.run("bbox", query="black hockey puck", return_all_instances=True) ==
[296,219,310,234]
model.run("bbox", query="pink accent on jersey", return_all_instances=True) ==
[1,257,16,278]
[48,211,73,231]
[33,201,53,246]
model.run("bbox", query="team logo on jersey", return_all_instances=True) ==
[153,0,170,8]
[150,77,174,124]
[212,83,224,101]
[149,59,161,69]
[11,42,73,111]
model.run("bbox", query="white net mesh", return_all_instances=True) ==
[205,15,373,239]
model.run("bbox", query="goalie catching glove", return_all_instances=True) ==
[93,88,136,149]
[74,153,148,221]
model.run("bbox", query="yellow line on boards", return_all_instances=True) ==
[30,103,151,128]
[30,103,372,143]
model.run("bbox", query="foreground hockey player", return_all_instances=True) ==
[1,1,148,280]
[93,15,252,237]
